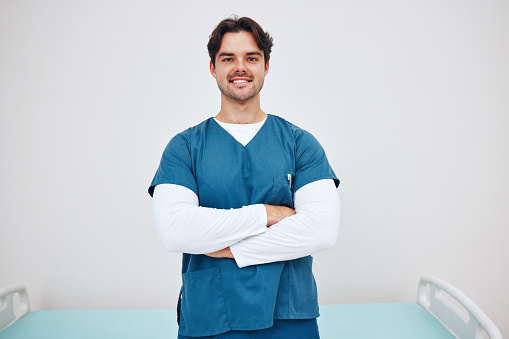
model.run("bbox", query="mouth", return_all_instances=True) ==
[229,77,252,84]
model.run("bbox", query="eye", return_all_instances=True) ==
[222,58,233,62]
[247,57,258,62]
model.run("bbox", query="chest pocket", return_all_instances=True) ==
[270,174,294,208]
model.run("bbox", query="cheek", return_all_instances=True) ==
[217,69,230,79]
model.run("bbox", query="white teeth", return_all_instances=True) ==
[232,80,248,83]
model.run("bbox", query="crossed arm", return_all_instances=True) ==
[204,204,296,259]
[152,179,340,267]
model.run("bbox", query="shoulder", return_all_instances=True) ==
[168,118,214,143]
[268,114,320,149]
[163,118,214,155]
[268,114,315,140]
[178,117,214,139]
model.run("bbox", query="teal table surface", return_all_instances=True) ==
[318,303,454,338]
[0,309,176,339]
[0,303,453,338]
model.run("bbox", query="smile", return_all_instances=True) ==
[229,78,252,84]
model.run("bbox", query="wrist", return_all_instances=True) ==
[205,247,234,259]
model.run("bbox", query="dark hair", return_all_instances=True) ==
[207,16,273,67]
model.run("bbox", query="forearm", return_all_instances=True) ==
[152,184,268,254]
[230,179,340,268]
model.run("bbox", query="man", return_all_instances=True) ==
[149,16,340,338]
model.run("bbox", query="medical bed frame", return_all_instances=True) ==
[0,276,502,338]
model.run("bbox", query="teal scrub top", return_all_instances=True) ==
[149,114,339,337]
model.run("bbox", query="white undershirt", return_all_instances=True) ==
[214,118,266,146]
[151,120,340,267]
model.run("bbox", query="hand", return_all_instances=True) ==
[205,247,234,259]
[264,205,296,226]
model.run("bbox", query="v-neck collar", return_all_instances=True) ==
[212,114,271,148]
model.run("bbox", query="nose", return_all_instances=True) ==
[234,59,247,73]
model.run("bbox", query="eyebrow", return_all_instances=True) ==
[217,51,263,58]
[217,52,235,58]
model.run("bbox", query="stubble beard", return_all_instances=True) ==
[217,77,265,102]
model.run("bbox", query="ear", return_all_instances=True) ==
[264,60,269,76]
[210,61,217,79]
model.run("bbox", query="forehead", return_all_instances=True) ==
[218,31,261,55]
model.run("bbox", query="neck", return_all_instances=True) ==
[215,94,267,124]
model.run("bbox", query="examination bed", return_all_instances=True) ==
[0,276,502,338]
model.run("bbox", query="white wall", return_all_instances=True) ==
[1,0,508,336]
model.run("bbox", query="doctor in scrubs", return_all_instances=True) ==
[149,16,340,338]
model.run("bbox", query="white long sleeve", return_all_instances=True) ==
[152,179,340,266]
[152,184,268,254]
[230,179,340,267]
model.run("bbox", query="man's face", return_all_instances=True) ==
[210,31,269,102]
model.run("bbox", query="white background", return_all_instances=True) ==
[1,0,508,337]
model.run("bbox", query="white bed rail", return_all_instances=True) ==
[0,284,31,332]
[418,276,502,339]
